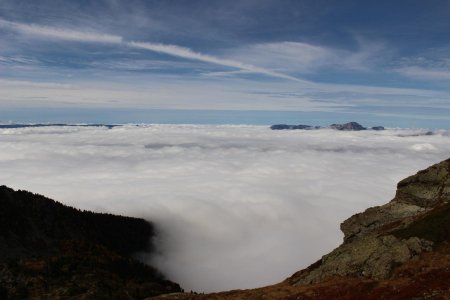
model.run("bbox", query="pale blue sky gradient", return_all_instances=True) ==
[1,0,449,127]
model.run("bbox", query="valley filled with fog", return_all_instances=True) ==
[0,125,449,292]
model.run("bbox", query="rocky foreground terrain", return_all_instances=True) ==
[156,158,450,299]
[0,186,181,299]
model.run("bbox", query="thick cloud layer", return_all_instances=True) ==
[0,125,449,292]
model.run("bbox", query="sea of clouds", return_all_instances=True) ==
[0,125,449,292]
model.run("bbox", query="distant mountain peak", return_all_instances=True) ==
[270,122,385,131]
[329,121,366,131]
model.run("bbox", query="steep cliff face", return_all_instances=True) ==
[342,158,449,242]
[291,158,450,285]
[155,158,450,299]
[0,186,182,299]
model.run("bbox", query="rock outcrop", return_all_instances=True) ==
[0,186,182,299]
[154,158,450,299]
[290,158,449,285]
[330,122,366,131]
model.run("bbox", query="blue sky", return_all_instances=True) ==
[0,0,450,127]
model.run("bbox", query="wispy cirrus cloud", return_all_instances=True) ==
[226,39,389,74]
[0,55,39,65]
[228,42,333,73]
[0,19,123,43]
[0,78,73,88]
[0,78,324,110]
[0,18,305,82]
[394,66,450,80]
[127,41,306,82]
[391,55,450,81]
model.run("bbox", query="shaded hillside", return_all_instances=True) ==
[155,158,450,299]
[0,186,181,299]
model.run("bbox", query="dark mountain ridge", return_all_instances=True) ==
[0,186,181,299]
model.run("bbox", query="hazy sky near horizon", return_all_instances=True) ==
[1,125,450,291]
[0,0,450,125]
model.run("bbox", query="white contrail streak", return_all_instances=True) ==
[0,18,303,82]
[0,19,122,43]
[127,41,305,82]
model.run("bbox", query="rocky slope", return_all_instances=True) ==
[0,186,181,299]
[155,158,450,299]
